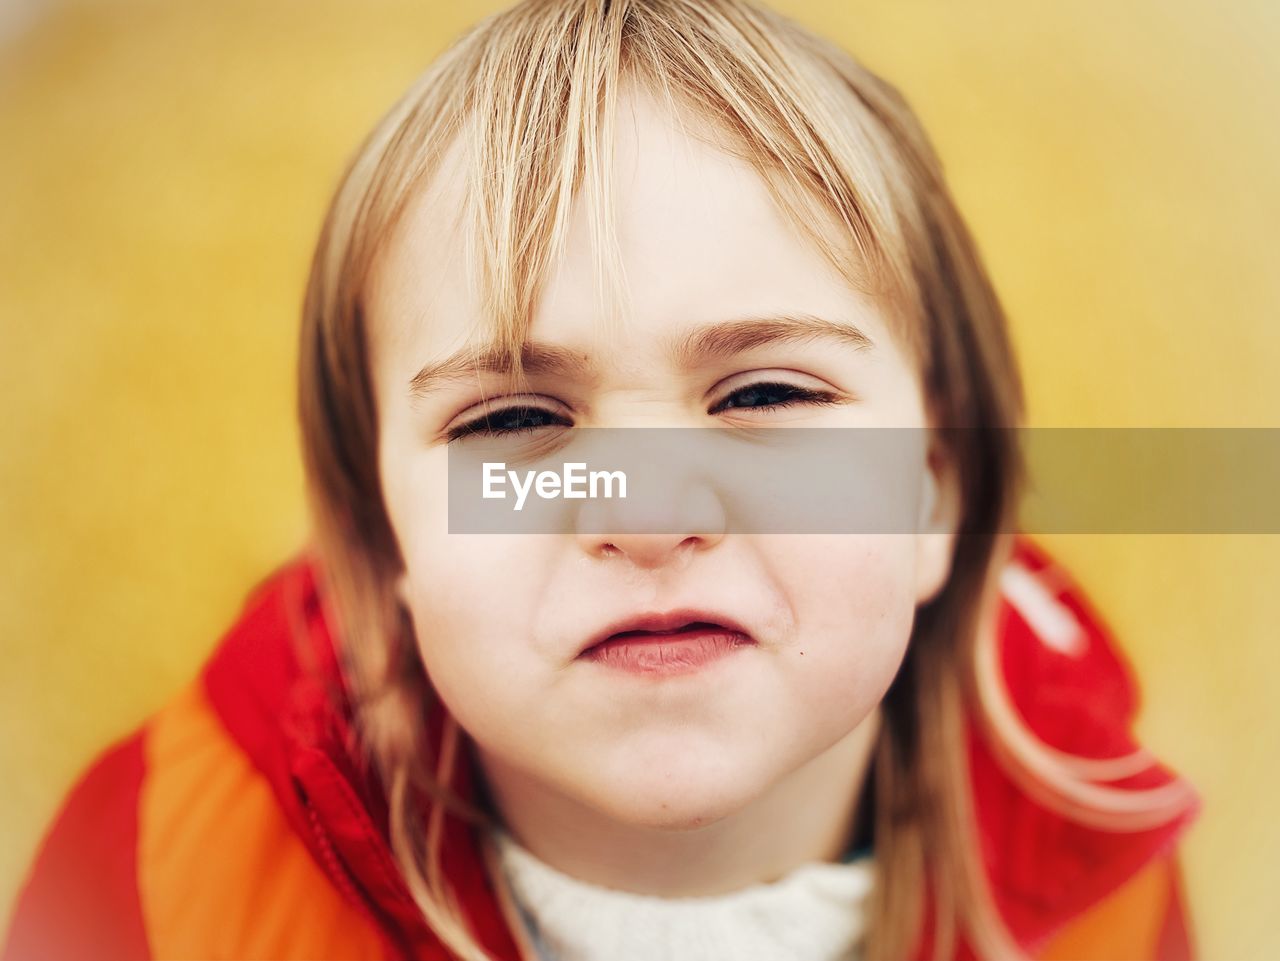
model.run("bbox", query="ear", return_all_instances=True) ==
[914,437,962,605]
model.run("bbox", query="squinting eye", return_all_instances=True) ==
[446,405,572,442]
[709,381,840,414]
[445,381,840,441]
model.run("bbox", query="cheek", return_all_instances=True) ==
[768,535,917,714]
[398,534,550,730]
[382,446,560,741]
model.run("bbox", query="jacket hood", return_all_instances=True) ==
[199,539,1198,960]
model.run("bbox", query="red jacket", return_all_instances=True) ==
[3,538,1199,960]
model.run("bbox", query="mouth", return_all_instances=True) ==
[577,610,757,676]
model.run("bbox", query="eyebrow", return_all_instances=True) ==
[407,313,874,402]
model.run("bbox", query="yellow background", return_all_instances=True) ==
[2,1,1277,957]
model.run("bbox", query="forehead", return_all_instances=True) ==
[364,86,888,390]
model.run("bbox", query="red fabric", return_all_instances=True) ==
[951,538,1201,957]
[2,732,150,961]
[200,551,521,961]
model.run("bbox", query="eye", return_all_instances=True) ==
[444,380,841,440]
[445,404,573,442]
[708,380,841,415]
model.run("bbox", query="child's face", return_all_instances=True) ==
[367,87,957,829]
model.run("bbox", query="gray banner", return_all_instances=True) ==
[445,428,1280,534]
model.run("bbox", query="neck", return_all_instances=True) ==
[471,707,880,898]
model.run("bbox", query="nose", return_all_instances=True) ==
[574,476,727,568]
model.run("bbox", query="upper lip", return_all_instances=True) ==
[578,608,756,656]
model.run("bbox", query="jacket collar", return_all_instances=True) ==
[199,543,1197,960]
[200,553,519,960]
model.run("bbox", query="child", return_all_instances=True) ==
[3,1,1199,959]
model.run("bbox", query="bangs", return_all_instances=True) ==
[348,0,925,393]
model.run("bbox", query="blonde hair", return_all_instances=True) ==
[296,1,1196,958]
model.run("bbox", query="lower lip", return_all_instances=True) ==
[579,628,755,676]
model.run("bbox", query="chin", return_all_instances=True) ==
[586,752,768,832]
[602,791,747,832]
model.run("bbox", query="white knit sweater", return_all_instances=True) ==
[487,828,874,961]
